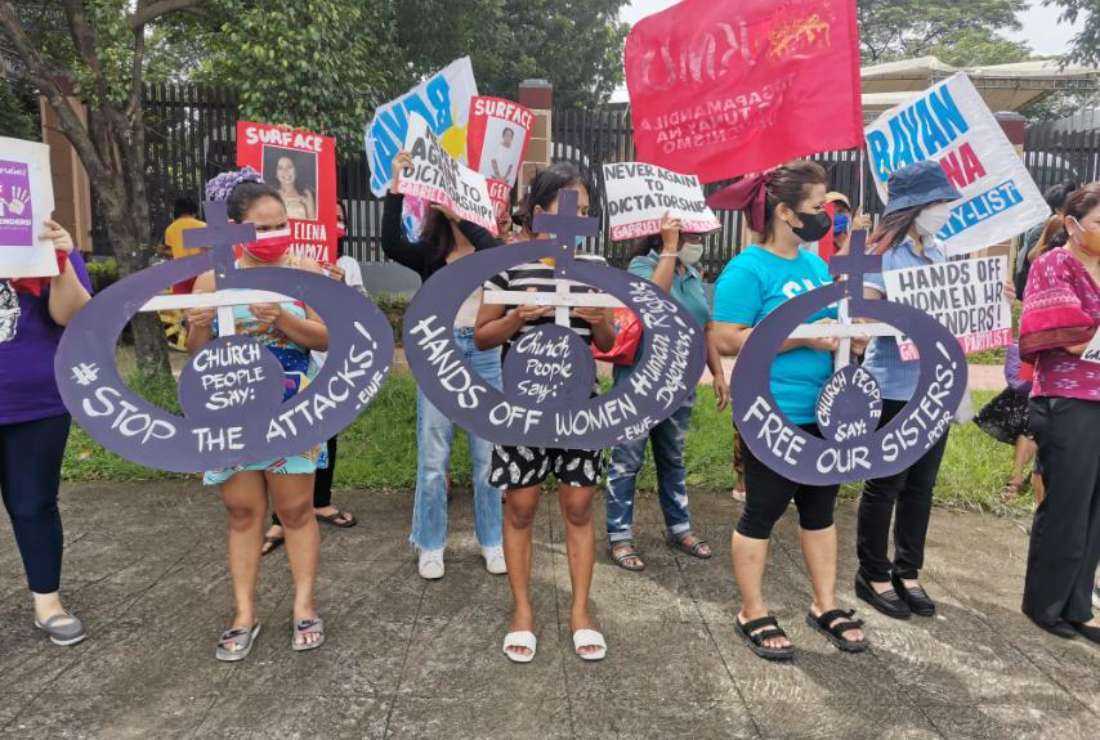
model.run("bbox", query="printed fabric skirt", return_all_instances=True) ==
[974,386,1031,445]
[203,444,328,486]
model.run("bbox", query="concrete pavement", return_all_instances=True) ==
[0,482,1096,738]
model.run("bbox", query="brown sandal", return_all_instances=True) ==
[668,531,713,559]
[261,534,284,557]
[1000,478,1026,502]
[316,510,357,528]
[609,541,646,571]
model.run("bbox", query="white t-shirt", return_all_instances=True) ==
[312,256,366,368]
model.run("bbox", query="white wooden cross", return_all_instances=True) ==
[481,189,624,326]
[789,230,902,371]
[138,201,292,338]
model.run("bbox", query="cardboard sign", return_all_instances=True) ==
[731,231,968,485]
[466,96,534,188]
[624,0,863,183]
[54,202,395,473]
[236,122,338,264]
[1081,327,1100,365]
[882,255,1012,360]
[0,137,56,278]
[602,162,720,240]
[365,57,478,197]
[486,179,512,226]
[865,74,1050,257]
[402,191,707,450]
[397,115,496,233]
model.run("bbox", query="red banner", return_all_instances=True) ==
[624,0,863,183]
[486,179,512,225]
[466,96,534,188]
[236,121,338,264]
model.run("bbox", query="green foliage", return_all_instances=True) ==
[0,77,37,139]
[857,0,1027,64]
[929,28,1032,67]
[1045,0,1100,67]
[373,293,410,347]
[395,0,630,110]
[84,257,119,292]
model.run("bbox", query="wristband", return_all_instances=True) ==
[658,253,678,259]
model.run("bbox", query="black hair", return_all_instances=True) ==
[173,196,199,219]
[226,180,284,222]
[1044,181,1080,211]
[518,161,594,233]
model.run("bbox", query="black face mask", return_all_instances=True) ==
[791,211,832,242]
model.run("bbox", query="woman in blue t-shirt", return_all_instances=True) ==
[709,160,868,661]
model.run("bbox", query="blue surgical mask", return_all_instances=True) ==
[833,213,850,236]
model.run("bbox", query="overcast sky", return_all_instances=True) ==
[613,1,1086,101]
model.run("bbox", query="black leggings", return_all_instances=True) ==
[0,414,70,593]
[272,436,337,525]
[736,423,839,539]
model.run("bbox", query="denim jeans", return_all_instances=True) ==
[605,366,694,543]
[410,328,503,551]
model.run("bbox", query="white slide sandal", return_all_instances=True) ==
[572,628,607,661]
[502,630,537,663]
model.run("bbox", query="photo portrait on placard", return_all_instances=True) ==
[262,145,318,222]
[479,119,522,185]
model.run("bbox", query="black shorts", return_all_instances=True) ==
[491,445,606,490]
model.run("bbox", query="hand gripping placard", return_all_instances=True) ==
[731,231,968,485]
[402,190,707,450]
[54,202,394,473]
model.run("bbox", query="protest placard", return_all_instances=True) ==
[624,0,863,182]
[0,137,57,279]
[602,162,720,241]
[237,122,338,263]
[397,115,497,233]
[466,96,534,188]
[365,57,478,197]
[882,255,1012,360]
[1081,328,1100,365]
[865,74,1049,257]
[486,179,512,226]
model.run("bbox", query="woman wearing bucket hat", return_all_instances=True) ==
[856,160,1012,620]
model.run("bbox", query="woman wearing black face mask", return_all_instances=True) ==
[708,160,868,661]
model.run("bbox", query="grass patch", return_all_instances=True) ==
[62,373,1031,515]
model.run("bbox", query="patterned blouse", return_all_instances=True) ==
[1020,248,1100,401]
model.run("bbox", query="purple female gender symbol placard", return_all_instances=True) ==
[403,190,707,450]
[731,231,968,485]
[53,201,395,473]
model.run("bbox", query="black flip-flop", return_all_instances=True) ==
[807,609,869,653]
[1070,621,1100,645]
[735,615,794,662]
[1027,615,1077,639]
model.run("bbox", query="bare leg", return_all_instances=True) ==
[559,485,599,654]
[503,486,539,659]
[269,473,321,647]
[732,531,790,650]
[801,526,864,642]
[220,471,268,630]
[1013,436,1038,484]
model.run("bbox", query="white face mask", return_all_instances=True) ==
[914,203,951,239]
[679,241,704,266]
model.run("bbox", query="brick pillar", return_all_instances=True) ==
[38,96,93,254]
[518,79,553,199]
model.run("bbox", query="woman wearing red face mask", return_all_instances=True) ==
[186,171,329,661]
[1019,183,1100,643]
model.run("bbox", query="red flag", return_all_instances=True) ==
[625,0,863,183]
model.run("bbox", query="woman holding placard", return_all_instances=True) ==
[475,162,616,663]
[854,161,967,621]
[384,152,507,581]
[188,170,328,661]
[708,160,868,661]
[1019,183,1100,643]
[0,219,91,646]
[603,216,728,572]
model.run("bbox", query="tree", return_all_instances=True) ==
[395,0,630,109]
[929,28,1032,68]
[1044,0,1100,66]
[0,0,203,376]
[857,0,1027,64]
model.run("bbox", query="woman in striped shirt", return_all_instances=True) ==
[475,163,616,663]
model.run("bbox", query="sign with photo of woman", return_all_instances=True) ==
[236,122,338,264]
[466,96,533,189]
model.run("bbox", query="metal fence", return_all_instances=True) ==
[100,84,1100,278]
